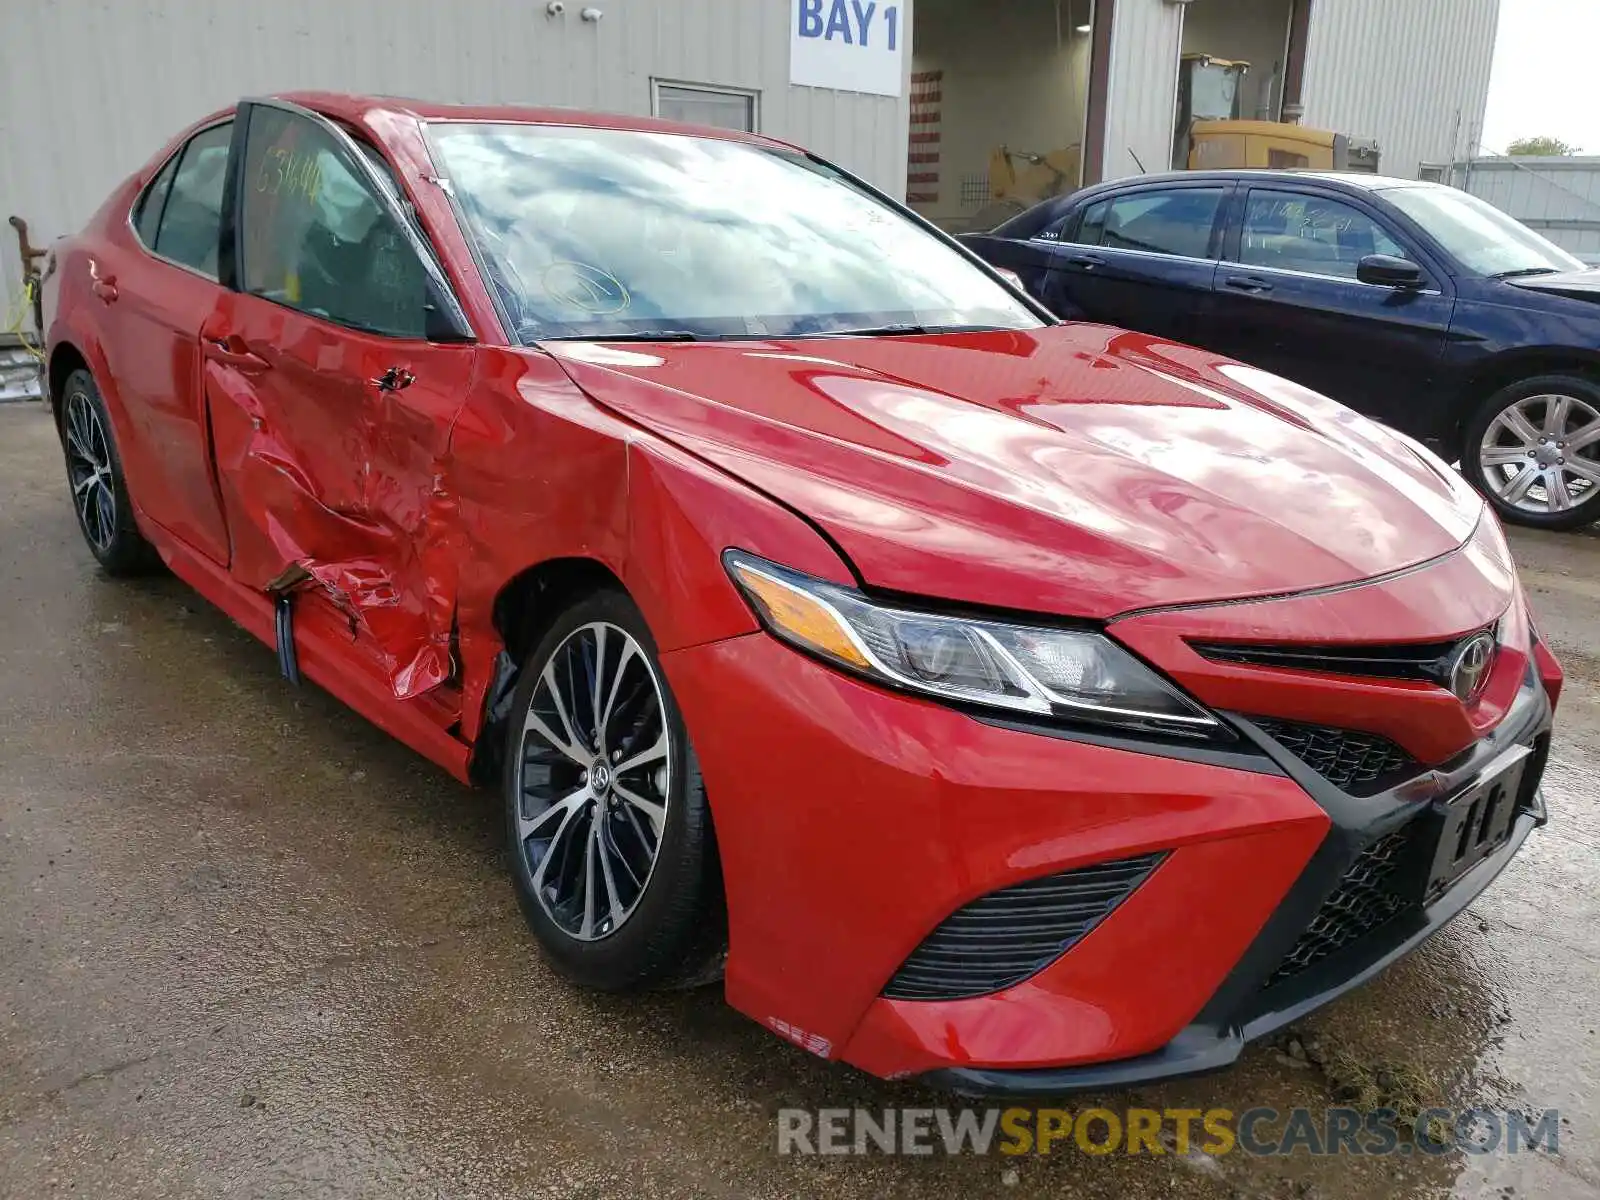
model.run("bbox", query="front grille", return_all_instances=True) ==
[1251,717,1416,794]
[1268,826,1417,985]
[882,853,1165,1002]
[1266,734,1547,988]
[1191,634,1486,688]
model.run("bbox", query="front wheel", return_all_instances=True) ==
[501,589,723,991]
[1462,375,1600,530]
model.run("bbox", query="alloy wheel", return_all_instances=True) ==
[514,621,672,942]
[64,389,117,553]
[1479,392,1600,515]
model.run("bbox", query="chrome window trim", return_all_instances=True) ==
[1032,240,1220,268]
[1216,259,1443,296]
[1025,235,1443,293]
[124,118,235,283]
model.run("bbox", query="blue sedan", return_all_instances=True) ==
[964,170,1600,529]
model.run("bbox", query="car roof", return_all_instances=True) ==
[275,90,797,153]
[1076,168,1438,194]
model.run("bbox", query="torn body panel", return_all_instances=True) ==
[443,350,634,744]
[202,290,475,700]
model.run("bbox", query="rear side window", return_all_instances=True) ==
[152,122,233,277]
[132,153,181,248]
[237,106,428,338]
[1073,187,1225,259]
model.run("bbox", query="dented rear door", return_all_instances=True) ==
[202,99,478,700]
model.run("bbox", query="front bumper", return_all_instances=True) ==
[664,622,1551,1093]
[931,785,1545,1095]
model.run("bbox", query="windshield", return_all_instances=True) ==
[428,123,1042,341]
[1383,185,1585,277]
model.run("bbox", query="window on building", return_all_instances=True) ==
[237,106,430,337]
[652,82,758,133]
[1235,189,1409,280]
[1074,187,1225,259]
[150,122,233,276]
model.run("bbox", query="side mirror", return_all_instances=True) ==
[1357,253,1424,289]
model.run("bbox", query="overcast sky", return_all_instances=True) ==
[1481,0,1600,155]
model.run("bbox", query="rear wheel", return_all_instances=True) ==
[1463,375,1600,530]
[59,369,159,574]
[502,588,723,991]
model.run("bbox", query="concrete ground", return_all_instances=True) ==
[2,398,1598,1200]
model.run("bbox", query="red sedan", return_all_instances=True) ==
[43,93,1562,1091]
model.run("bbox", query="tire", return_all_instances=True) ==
[58,368,160,574]
[1461,374,1600,531]
[501,587,724,991]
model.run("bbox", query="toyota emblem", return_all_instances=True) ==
[1448,632,1497,702]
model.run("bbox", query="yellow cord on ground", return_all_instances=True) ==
[4,278,44,361]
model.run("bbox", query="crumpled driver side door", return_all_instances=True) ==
[201,98,479,700]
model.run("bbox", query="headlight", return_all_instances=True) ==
[724,551,1222,737]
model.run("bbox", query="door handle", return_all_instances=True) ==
[1065,254,1103,271]
[203,337,271,375]
[88,260,117,303]
[1223,275,1274,294]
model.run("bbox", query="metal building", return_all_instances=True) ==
[0,0,911,309]
[1,0,1502,318]
[916,0,1500,230]
[1460,157,1600,262]
[1096,0,1498,191]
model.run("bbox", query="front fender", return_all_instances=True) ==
[449,349,854,747]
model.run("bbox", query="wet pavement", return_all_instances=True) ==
[2,397,1598,1199]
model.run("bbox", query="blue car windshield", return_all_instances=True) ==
[1383,184,1586,278]
[427,122,1042,341]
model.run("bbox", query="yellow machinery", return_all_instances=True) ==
[1176,53,1379,172]
[1187,119,1379,172]
[987,144,1082,207]
[968,52,1377,230]
[968,143,1084,229]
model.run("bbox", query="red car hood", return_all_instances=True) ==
[544,325,1485,618]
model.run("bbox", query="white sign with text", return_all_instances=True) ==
[790,0,905,97]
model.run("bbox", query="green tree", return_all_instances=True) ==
[1506,135,1581,156]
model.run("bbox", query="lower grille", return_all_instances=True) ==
[1268,826,1416,986]
[1251,717,1416,794]
[882,853,1164,1002]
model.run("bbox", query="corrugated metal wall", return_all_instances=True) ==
[1301,0,1498,180]
[0,0,911,311]
[1461,157,1600,260]
[1101,0,1184,181]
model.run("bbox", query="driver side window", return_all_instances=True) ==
[1235,189,1411,281]
[237,107,429,338]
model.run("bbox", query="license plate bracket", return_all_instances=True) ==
[1423,746,1530,903]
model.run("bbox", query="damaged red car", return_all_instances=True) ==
[44,94,1562,1092]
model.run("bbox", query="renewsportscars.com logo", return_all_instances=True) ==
[777,1106,1562,1158]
